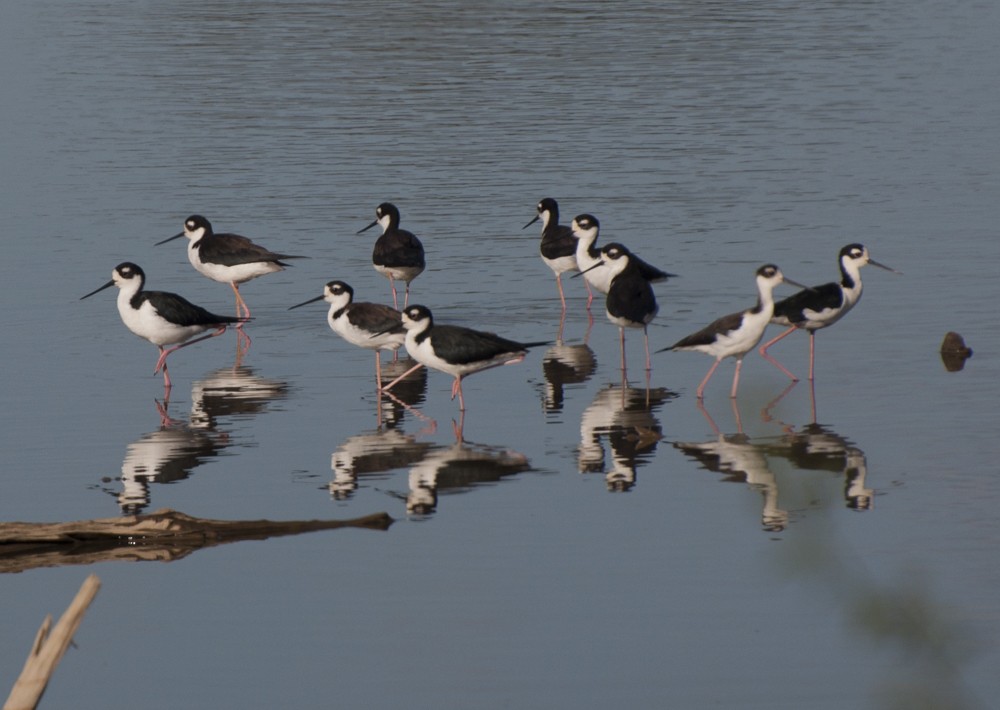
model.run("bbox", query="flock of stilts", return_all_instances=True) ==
[81,198,899,410]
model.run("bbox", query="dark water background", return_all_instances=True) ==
[2,1,999,708]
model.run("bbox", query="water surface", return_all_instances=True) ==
[2,2,999,708]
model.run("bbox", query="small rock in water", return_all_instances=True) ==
[940,332,972,372]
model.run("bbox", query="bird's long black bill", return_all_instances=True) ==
[573,260,605,277]
[356,220,378,234]
[870,258,902,274]
[154,231,185,246]
[371,325,405,338]
[288,295,326,310]
[782,277,815,292]
[522,215,540,230]
[80,280,115,300]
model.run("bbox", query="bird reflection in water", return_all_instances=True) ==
[676,386,875,532]
[674,400,789,532]
[330,428,433,500]
[578,383,675,492]
[541,315,598,413]
[96,367,288,514]
[376,356,428,429]
[188,365,290,428]
[762,382,873,511]
[330,359,432,498]
[403,439,532,517]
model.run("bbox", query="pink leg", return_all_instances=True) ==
[554,274,567,311]
[451,376,467,411]
[730,357,744,399]
[381,362,424,392]
[154,327,228,379]
[375,351,383,390]
[697,399,722,436]
[619,327,627,373]
[758,325,799,381]
[586,282,595,311]
[730,397,744,434]
[230,283,251,320]
[158,348,173,390]
[230,282,252,348]
[643,327,651,372]
[808,331,817,382]
[389,277,399,310]
[403,281,411,309]
[696,359,723,400]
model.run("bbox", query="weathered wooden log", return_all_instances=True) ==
[0,509,393,574]
[3,574,101,710]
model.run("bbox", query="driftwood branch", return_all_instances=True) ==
[3,574,101,710]
[0,509,393,574]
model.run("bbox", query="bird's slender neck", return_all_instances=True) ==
[574,229,599,258]
[839,257,863,296]
[539,210,554,231]
[117,278,144,311]
[606,255,630,280]
[407,317,433,345]
[753,278,779,315]
[328,293,351,321]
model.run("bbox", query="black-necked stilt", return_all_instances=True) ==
[581,242,660,372]
[358,202,426,310]
[523,197,579,310]
[382,305,547,411]
[571,214,672,309]
[289,280,409,390]
[155,215,306,327]
[81,262,243,389]
[660,264,808,399]
[758,243,899,381]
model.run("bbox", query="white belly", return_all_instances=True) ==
[118,296,209,347]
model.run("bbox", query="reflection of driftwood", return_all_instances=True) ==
[4,574,101,710]
[0,509,393,574]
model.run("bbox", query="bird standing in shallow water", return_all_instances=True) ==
[661,265,809,399]
[288,280,409,390]
[358,202,426,310]
[156,215,306,343]
[571,214,672,310]
[581,243,660,374]
[383,305,547,412]
[81,262,243,389]
[758,243,899,382]
[523,197,579,311]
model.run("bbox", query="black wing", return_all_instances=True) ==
[670,311,745,349]
[142,291,241,326]
[433,325,531,365]
[540,224,577,260]
[773,282,843,323]
[374,230,425,269]
[199,232,304,267]
[346,302,403,333]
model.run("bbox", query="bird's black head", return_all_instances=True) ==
[601,242,629,261]
[375,202,400,221]
[401,304,432,328]
[184,215,212,234]
[756,264,780,279]
[326,280,353,299]
[841,243,866,260]
[572,214,599,233]
[537,197,558,216]
[115,262,145,281]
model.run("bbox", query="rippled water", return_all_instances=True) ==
[2,1,999,708]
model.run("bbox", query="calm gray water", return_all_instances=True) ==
[2,1,999,708]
